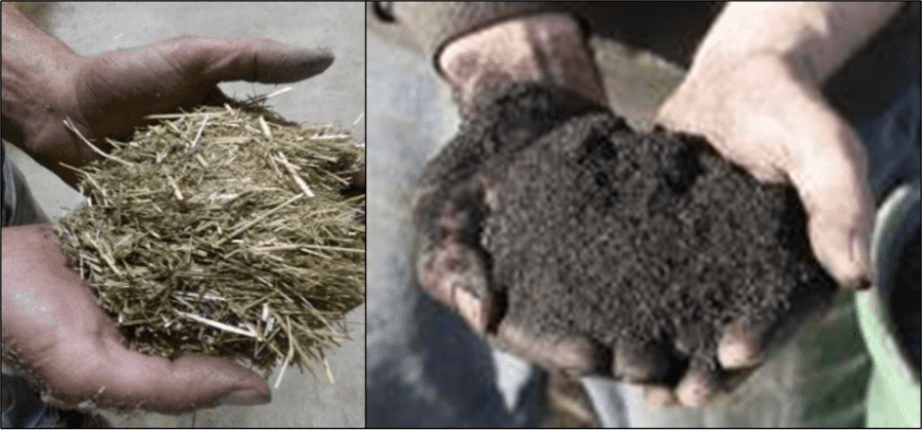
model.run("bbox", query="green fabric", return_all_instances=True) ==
[630,290,872,428]
[857,183,921,428]
[856,289,921,427]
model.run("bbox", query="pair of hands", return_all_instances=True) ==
[1,4,336,414]
[413,14,873,407]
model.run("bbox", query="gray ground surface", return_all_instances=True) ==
[6,2,364,427]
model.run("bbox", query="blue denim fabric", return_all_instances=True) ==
[1,375,59,428]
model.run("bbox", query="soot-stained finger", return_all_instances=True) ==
[414,170,501,332]
[416,241,494,332]
[641,383,679,407]
[490,321,603,375]
[717,286,834,370]
[675,357,720,407]
[716,319,766,369]
[611,340,675,383]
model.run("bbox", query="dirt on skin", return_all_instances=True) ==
[461,84,838,379]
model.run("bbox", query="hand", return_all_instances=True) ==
[418,15,872,409]
[1,225,270,414]
[2,4,333,185]
[649,52,874,406]
[412,82,609,374]
[413,15,614,374]
[15,38,330,186]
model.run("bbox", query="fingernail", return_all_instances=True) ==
[455,287,487,332]
[678,384,710,407]
[613,343,672,382]
[717,324,764,369]
[218,389,270,406]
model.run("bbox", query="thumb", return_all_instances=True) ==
[786,101,874,290]
[49,337,269,415]
[162,36,334,84]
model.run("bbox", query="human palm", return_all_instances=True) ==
[22,36,333,185]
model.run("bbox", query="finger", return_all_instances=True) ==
[46,338,269,415]
[718,286,833,370]
[675,358,719,407]
[416,241,494,332]
[641,384,679,407]
[4,226,269,414]
[786,103,874,290]
[490,322,601,374]
[415,178,496,331]
[716,320,765,369]
[161,36,335,84]
[611,341,674,384]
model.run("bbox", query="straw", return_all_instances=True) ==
[53,100,365,377]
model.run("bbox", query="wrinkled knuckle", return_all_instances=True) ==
[552,338,596,373]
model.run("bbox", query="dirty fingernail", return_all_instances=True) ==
[677,382,710,407]
[717,323,764,369]
[455,287,487,332]
[218,389,270,406]
[676,362,715,407]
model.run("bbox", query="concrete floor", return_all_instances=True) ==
[7,2,364,427]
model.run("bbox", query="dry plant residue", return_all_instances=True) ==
[54,102,364,379]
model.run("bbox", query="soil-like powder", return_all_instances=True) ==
[468,85,837,377]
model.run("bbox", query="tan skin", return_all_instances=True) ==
[3,225,270,413]
[419,3,900,407]
[0,3,338,414]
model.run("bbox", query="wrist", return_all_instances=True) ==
[438,13,606,109]
[687,48,817,93]
[1,3,82,154]
[691,2,903,86]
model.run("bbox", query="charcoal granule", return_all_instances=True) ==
[478,102,837,373]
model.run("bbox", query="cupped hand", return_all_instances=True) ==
[412,15,615,375]
[416,16,873,405]
[412,83,622,377]
[21,36,333,185]
[649,52,874,406]
[1,225,270,414]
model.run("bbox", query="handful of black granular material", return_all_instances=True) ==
[476,88,837,376]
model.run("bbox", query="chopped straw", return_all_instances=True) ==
[54,100,364,378]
